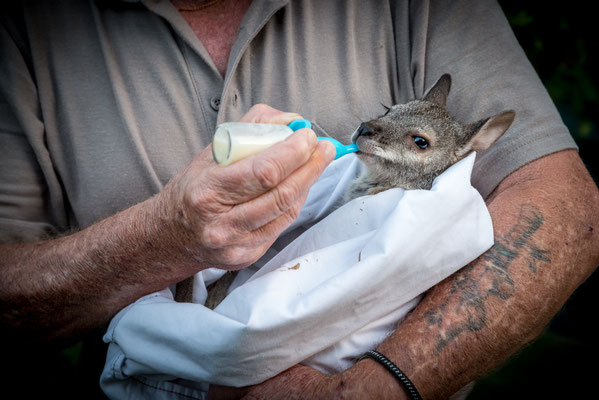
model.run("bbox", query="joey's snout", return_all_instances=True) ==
[351,122,374,143]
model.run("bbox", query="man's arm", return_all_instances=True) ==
[0,105,335,347]
[236,149,599,399]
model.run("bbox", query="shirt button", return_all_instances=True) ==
[210,96,221,111]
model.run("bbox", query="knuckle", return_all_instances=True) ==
[253,158,284,189]
[273,182,299,213]
[250,103,270,114]
[287,201,302,221]
[187,187,207,210]
[245,104,272,122]
[182,175,216,208]
[220,247,245,266]
[201,228,230,249]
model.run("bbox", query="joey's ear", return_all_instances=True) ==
[463,110,516,151]
[423,74,451,107]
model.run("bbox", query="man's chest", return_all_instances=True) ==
[172,0,252,76]
[36,2,403,227]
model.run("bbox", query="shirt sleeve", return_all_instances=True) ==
[406,0,577,198]
[0,17,66,242]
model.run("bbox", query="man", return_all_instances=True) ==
[1,0,598,398]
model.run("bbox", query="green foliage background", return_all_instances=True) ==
[501,1,598,143]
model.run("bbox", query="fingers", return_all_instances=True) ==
[210,128,326,203]
[207,191,309,269]
[188,140,333,262]
[233,140,334,232]
[199,139,332,252]
[245,189,309,243]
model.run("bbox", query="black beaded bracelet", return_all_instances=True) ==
[359,350,423,400]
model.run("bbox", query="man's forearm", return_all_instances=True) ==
[0,194,196,345]
[334,150,599,399]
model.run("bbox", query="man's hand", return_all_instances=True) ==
[157,104,335,270]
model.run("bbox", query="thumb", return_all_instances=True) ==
[239,104,303,125]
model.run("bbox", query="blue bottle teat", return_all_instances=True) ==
[288,119,359,160]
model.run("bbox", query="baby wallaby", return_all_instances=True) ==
[346,74,515,200]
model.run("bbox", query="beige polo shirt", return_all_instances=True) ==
[0,0,576,241]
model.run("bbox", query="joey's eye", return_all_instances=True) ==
[413,136,429,149]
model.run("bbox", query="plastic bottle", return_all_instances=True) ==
[212,119,359,166]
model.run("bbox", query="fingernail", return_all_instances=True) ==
[305,128,317,145]
[282,112,303,120]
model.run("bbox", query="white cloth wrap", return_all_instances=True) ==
[100,153,493,399]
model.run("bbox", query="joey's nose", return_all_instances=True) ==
[352,123,373,143]
[356,123,373,136]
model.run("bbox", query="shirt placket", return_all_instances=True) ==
[141,0,289,130]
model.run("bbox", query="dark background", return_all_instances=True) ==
[7,1,599,399]
[468,1,599,398]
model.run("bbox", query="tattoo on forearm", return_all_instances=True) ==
[424,204,551,354]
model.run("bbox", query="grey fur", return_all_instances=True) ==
[346,74,515,200]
